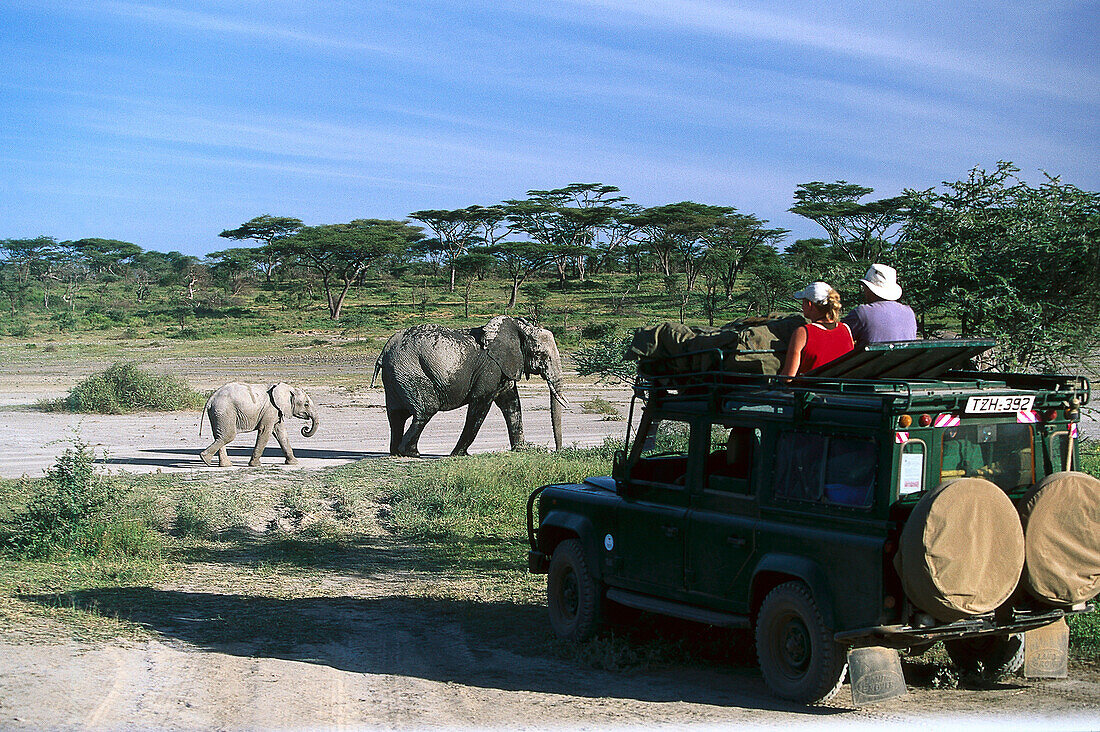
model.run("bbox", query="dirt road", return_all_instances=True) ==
[1,348,1098,729]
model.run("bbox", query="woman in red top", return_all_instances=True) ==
[781,281,854,376]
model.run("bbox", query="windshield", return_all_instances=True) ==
[940,423,1034,491]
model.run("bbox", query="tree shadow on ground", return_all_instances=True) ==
[20,587,840,715]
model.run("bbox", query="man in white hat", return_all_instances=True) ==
[842,263,918,347]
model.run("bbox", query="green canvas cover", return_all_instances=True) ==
[1021,471,1100,606]
[628,315,807,377]
[896,478,1025,622]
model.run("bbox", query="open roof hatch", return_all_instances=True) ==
[806,339,995,380]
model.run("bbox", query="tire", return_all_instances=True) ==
[945,634,1025,680]
[755,581,848,704]
[547,538,603,643]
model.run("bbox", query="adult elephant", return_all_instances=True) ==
[199,382,318,467]
[373,316,565,457]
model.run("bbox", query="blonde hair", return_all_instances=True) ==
[810,288,842,322]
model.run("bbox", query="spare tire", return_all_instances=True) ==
[1020,471,1100,606]
[896,478,1025,622]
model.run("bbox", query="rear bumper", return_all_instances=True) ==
[835,602,1095,647]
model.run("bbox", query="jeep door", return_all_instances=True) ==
[685,423,759,612]
[613,415,695,595]
[755,428,889,632]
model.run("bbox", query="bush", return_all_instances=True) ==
[581,321,618,341]
[41,362,206,414]
[2,439,160,559]
[574,333,636,385]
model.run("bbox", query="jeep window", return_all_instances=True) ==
[940,423,1034,490]
[705,424,755,493]
[630,418,691,485]
[774,432,876,508]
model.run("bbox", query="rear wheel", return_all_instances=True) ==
[547,539,603,643]
[945,634,1024,680]
[755,581,848,704]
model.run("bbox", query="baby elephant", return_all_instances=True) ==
[199,382,318,467]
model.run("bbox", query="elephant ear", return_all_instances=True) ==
[474,316,524,381]
[269,383,293,421]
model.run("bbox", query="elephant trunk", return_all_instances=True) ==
[548,379,564,451]
[301,413,318,437]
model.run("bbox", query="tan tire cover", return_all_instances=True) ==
[897,478,1024,622]
[1021,471,1100,605]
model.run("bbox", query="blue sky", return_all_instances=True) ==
[2,0,1097,257]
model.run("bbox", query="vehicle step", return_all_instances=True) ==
[606,588,750,629]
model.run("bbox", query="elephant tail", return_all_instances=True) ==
[198,393,214,436]
[370,353,383,388]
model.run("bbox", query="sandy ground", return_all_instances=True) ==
[0,353,635,479]
[1,350,1097,729]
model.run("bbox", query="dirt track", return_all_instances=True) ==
[1,349,1098,729]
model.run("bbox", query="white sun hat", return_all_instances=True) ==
[791,281,833,306]
[861,263,903,301]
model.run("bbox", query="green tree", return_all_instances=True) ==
[488,240,552,309]
[505,184,625,286]
[453,249,493,318]
[219,215,303,282]
[68,238,142,279]
[790,181,906,262]
[207,247,261,295]
[896,162,1100,370]
[627,202,739,323]
[277,219,424,320]
[409,207,485,293]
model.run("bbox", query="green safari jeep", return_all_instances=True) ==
[526,340,1098,705]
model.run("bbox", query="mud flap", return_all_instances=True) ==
[847,646,907,706]
[1023,618,1069,678]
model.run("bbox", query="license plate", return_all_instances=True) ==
[965,395,1035,413]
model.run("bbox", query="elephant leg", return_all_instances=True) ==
[273,422,298,465]
[452,401,494,456]
[494,385,525,449]
[398,414,434,458]
[387,408,411,455]
[250,427,273,467]
[200,425,235,467]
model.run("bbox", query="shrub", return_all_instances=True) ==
[581,397,623,420]
[42,362,206,413]
[2,439,160,559]
[573,333,636,385]
[581,321,618,341]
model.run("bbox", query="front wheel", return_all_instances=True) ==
[945,634,1024,680]
[547,539,603,643]
[755,581,848,704]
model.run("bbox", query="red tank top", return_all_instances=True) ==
[798,322,854,374]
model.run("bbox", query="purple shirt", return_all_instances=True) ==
[842,300,918,346]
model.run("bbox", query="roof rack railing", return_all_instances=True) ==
[633,347,918,409]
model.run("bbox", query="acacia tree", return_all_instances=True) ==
[277,219,423,320]
[219,215,303,282]
[67,238,142,279]
[488,240,552,309]
[504,183,625,286]
[408,207,486,293]
[896,162,1100,370]
[453,249,494,318]
[207,248,262,295]
[790,181,906,262]
[627,202,738,322]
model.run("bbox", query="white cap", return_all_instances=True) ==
[861,263,903,301]
[791,281,833,306]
